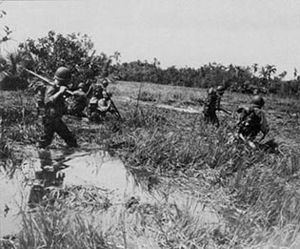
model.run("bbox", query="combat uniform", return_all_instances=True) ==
[68,88,87,117]
[203,87,222,127]
[87,96,100,122]
[97,95,112,117]
[237,105,269,141]
[38,84,78,148]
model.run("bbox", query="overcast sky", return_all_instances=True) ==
[1,0,300,79]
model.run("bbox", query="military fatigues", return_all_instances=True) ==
[38,85,78,148]
[87,97,100,122]
[97,97,112,117]
[203,88,222,127]
[86,81,106,99]
[68,88,87,117]
[237,105,269,141]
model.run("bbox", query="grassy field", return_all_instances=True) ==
[0,81,300,248]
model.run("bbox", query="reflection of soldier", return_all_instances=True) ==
[237,95,269,142]
[28,150,65,208]
[38,67,78,148]
[68,82,88,117]
[203,86,225,127]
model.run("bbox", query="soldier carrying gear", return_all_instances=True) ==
[236,95,269,144]
[37,66,78,149]
[203,85,226,127]
[67,82,88,118]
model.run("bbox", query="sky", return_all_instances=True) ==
[1,0,300,79]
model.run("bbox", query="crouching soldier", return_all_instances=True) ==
[203,85,225,127]
[97,91,113,117]
[67,82,88,118]
[236,95,269,148]
[37,67,78,148]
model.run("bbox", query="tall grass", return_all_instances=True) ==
[1,90,300,248]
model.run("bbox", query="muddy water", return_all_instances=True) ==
[0,147,218,238]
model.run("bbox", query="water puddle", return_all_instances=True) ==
[0,146,218,238]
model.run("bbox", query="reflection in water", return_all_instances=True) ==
[0,146,218,239]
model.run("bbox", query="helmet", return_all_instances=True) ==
[78,82,85,89]
[216,85,225,93]
[54,67,71,82]
[251,95,265,107]
[102,78,109,87]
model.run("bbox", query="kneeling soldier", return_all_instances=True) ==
[237,95,269,146]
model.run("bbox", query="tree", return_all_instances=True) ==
[19,31,113,85]
[0,8,12,45]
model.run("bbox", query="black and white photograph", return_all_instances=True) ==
[0,0,300,248]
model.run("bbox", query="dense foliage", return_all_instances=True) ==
[18,31,118,86]
[116,59,300,97]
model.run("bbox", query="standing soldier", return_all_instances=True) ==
[203,85,226,127]
[37,67,78,149]
[236,95,269,147]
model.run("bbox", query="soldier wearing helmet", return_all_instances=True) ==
[237,95,269,143]
[203,85,226,127]
[38,67,78,148]
[86,77,110,99]
[67,82,88,118]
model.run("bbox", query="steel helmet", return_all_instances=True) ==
[102,78,109,87]
[54,67,71,82]
[251,95,265,107]
[216,85,226,93]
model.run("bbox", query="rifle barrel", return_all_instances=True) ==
[25,68,73,95]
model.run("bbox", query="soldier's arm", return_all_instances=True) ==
[45,86,66,104]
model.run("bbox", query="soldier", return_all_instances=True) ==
[37,67,78,148]
[203,85,226,127]
[97,91,113,117]
[86,77,110,99]
[33,82,46,116]
[236,95,269,146]
[67,82,88,117]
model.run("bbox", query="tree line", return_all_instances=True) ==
[0,29,299,98]
[115,60,300,97]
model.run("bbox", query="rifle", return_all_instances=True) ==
[110,99,122,120]
[25,68,74,96]
[218,107,232,115]
[105,94,121,120]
